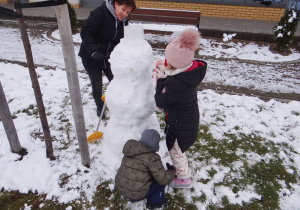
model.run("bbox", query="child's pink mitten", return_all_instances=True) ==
[156,68,167,79]
[155,60,164,69]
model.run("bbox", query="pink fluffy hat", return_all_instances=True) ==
[165,29,200,69]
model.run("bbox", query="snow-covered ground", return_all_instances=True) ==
[0,23,299,209]
[1,23,299,95]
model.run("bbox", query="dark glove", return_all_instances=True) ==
[166,162,175,171]
[91,51,104,62]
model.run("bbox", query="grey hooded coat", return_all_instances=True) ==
[115,140,175,200]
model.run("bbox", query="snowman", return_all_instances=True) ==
[103,25,160,155]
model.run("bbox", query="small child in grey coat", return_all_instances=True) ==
[115,129,175,209]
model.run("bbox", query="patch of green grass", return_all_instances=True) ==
[207,167,218,178]
[60,96,71,109]
[58,173,72,188]
[0,180,126,209]
[22,104,39,117]
[0,189,84,209]
[155,108,166,130]
[30,128,44,141]
[55,111,74,148]
[221,195,230,206]
[190,126,279,166]
[1,119,298,209]
[219,199,264,210]
[164,193,197,209]
[216,117,224,122]
[187,124,298,209]
[246,160,281,209]
[261,122,268,127]
[92,180,126,209]
[102,82,109,94]
[10,104,40,119]
[258,105,266,112]
[193,192,207,203]
[211,109,226,124]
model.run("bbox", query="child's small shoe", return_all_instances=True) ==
[146,197,168,209]
[169,178,193,189]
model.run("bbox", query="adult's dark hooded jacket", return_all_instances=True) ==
[78,0,128,70]
[155,60,207,153]
[115,140,175,200]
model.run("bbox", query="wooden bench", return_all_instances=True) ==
[128,8,201,30]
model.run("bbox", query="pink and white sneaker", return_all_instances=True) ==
[169,178,193,189]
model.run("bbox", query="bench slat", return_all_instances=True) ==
[130,9,200,19]
[128,8,201,29]
[129,14,199,25]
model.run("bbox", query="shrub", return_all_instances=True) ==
[273,8,298,52]
[67,2,78,34]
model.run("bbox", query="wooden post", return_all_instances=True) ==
[0,81,23,153]
[55,4,90,167]
[15,7,55,160]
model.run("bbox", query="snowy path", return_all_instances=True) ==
[153,49,300,95]
[201,58,299,94]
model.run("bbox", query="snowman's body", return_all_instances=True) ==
[104,25,160,154]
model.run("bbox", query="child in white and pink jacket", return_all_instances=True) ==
[153,29,207,188]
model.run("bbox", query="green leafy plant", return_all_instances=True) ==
[67,2,78,34]
[273,8,298,52]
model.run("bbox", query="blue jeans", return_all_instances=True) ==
[131,179,166,206]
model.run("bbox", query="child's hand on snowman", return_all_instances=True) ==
[154,59,167,80]
[155,60,164,69]
[152,68,167,80]
[152,69,158,80]
[155,68,167,79]
[152,69,159,88]
[152,59,167,88]
[152,68,166,88]
[155,59,167,73]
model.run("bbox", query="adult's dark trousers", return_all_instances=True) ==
[82,58,113,114]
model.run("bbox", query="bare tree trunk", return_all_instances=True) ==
[0,81,23,153]
[15,8,55,160]
[55,4,90,167]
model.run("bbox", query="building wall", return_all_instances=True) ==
[0,0,286,20]
[0,0,82,8]
[0,0,11,3]
[135,0,285,20]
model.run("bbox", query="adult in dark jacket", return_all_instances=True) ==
[79,0,136,117]
[115,129,175,209]
[154,29,207,188]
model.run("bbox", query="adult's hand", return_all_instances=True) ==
[91,51,105,62]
